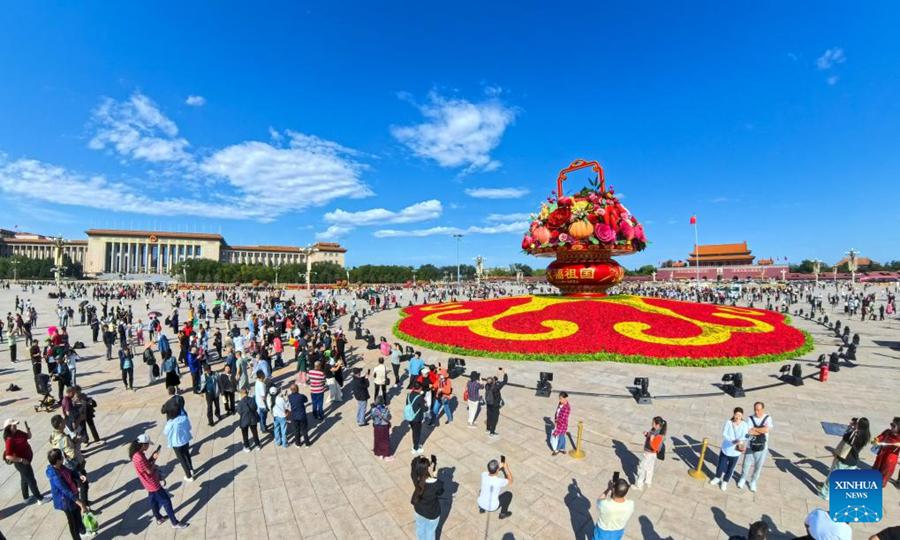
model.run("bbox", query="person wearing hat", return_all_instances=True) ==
[129,434,188,529]
[3,419,50,505]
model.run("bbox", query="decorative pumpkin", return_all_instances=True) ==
[533,226,551,244]
[568,219,593,240]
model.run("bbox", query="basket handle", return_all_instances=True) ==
[556,159,605,198]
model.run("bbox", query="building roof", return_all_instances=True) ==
[834,255,874,267]
[691,242,750,256]
[85,229,224,241]
[1,237,87,245]
[686,254,755,262]
[313,242,347,253]
[226,245,303,253]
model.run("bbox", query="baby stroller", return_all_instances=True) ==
[34,373,56,413]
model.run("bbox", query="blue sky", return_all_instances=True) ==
[2,2,899,269]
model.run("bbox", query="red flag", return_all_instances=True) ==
[689,215,697,225]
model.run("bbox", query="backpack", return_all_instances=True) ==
[748,415,769,452]
[152,363,160,378]
[403,393,419,422]
[657,441,666,461]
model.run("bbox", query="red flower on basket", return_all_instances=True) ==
[546,207,571,229]
[594,223,615,243]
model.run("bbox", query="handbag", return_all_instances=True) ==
[82,511,100,533]
[657,442,666,461]
[836,431,855,460]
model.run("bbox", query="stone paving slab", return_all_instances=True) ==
[0,285,896,540]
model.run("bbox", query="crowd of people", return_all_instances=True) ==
[0,278,897,540]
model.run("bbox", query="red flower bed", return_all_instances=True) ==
[394,295,811,366]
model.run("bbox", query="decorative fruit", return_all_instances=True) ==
[568,219,593,240]
[533,226,551,244]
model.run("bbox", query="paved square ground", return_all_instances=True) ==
[0,283,897,539]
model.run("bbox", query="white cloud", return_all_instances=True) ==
[827,75,839,86]
[816,47,845,70]
[373,220,527,238]
[315,224,355,240]
[185,95,206,107]
[200,130,372,218]
[89,93,191,163]
[316,199,441,240]
[486,212,531,222]
[465,187,529,199]
[6,93,375,223]
[0,155,237,218]
[324,199,442,225]
[391,92,516,173]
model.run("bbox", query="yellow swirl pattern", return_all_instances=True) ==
[421,296,582,341]
[607,296,773,345]
[416,295,775,346]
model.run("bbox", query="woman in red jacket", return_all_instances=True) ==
[3,419,49,505]
[873,417,900,488]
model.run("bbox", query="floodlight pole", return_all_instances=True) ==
[452,234,463,286]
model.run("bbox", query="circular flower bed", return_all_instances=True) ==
[394,295,812,366]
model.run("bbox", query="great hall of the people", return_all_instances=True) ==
[0,228,346,276]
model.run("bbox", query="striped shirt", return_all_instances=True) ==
[308,369,326,394]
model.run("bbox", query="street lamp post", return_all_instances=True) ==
[299,245,319,291]
[812,259,821,286]
[845,248,859,285]
[51,236,66,296]
[182,261,190,285]
[10,259,19,283]
[274,264,281,288]
[452,234,463,287]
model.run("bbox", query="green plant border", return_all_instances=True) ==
[392,310,814,368]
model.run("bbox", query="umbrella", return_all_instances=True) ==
[79,300,89,307]
[213,300,224,306]
[148,311,163,318]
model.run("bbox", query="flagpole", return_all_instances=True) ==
[694,220,700,294]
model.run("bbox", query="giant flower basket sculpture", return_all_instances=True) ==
[522,159,647,296]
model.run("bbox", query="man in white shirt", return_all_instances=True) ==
[271,388,289,448]
[372,358,388,404]
[738,401,773,492]
[595,478,635,537]
[254,372,268,433]
[803,508,851,540]
[477,458,513,519]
